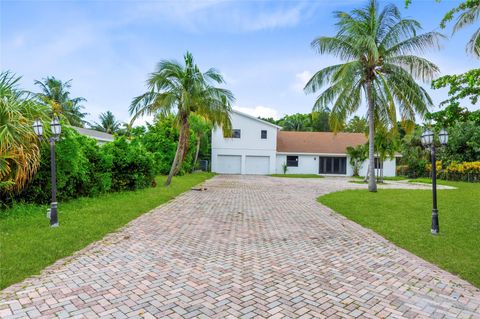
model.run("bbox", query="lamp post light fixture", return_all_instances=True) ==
[421,127,448,235]
[33,117,62,227]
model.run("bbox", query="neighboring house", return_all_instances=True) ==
[211,110,399,176]
[72,126,114,145]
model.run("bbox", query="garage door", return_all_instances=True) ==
[245,156,270,175]
[216,155,241,174]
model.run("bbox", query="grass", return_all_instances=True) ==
[351,175,409,181]
[269,174,324,178]
[319,180,480,287]
[0,172,214,290]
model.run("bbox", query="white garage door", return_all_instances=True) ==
[245,156,270,175]
[216,155,241,174]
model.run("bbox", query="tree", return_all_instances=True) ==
[277,113,312,131]
[304,0,442,191]
[344,116,368,133]
[0,71,49,193]
[346,144,368,176]
[91,111,121,134]
[374,127,399,182]
[35,76,88,127]
[129,51,234,186]
[189,114,212,171]
[311,107,331,132]
[440,0,480,57]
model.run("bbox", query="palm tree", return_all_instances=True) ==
[189,114,212,171]
[35,76,88,127]
[304,0,442,192]
[0,71,49,192]
[441,0,480,57]
[91,111,121,134]
[129,52,234,186]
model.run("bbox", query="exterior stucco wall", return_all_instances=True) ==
[275,154,397,177]
[211,111,278,174]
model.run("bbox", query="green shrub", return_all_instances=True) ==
[102,137,155,191]
[18,128,113,203]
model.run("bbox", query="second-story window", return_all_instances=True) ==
[261,130,267,139]
[231,129,241,138]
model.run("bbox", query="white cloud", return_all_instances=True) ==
[292,70,312,93]
[131,1,317,33]
[233,105,281,119]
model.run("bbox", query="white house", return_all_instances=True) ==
[211,110,398,176]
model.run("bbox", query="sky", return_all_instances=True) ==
[1,0,478,126]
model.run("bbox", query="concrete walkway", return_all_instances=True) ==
[1,175,479,318]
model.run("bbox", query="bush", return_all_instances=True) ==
[18,128,113,203]
[439,161,480,182]
[102,137,155,191]
[141,116,197,175]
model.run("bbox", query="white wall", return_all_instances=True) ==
[211,111,279,174]
[275,154,397,177]
[358,158,397,177]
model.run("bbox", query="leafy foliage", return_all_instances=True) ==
[432,69,480,107]
[346,144,367,176]
[35,77,88,127]
[0,71,48,193]
[90,111,121,134]
[130,51,234,185]
[19,128,113,203]
[305,0,442,191]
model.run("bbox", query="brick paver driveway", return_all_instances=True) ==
[1,175,479,318]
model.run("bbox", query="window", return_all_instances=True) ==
[229,129,241,138]
[374,157,382,169]
[319,157,346,174]
[286,156,298,167]
[261,130,267,139]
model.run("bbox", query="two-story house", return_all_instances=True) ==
[211,110,398,176]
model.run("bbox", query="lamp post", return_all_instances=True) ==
[421,128,448,235]
[33,117,62,227]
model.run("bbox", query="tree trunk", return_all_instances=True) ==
[165,115,189,186]
[192,136,201,172]
[366,81,377,192]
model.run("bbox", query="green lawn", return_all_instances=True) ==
[0,172,214,289]
[269,174,324,178]
[318,180,480,287]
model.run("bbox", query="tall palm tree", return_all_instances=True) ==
[0,71,49,192]
[129,52,234,186]
[91,111,121,134]
[35,77,88,127]
[304,0,443,191]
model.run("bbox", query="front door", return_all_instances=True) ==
[319,156,347,174]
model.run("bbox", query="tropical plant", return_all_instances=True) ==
[440,0,480,57]
[304,0,442,191]
[189,114,212,171]
[277,113,312,131]
[90,111,121,134]
[282,162,288,174]
[346,144,368,176]
[35,76,88,127]
[344,116,368,133]
[0,71,48,193]
[374,127,399,182]
[129,51,234,186]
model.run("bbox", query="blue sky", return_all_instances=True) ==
[1,0,478,125]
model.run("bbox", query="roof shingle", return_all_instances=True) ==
[276,131,366,154]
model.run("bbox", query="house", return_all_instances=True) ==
[211,110,398,176]
[72,126,114,145]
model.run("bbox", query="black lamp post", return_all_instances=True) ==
[33,117,62,227]
[421,128,448,235]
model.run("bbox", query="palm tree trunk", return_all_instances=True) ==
[367,81,377,192]
[165,115,189,186]
[192,137,201,172]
